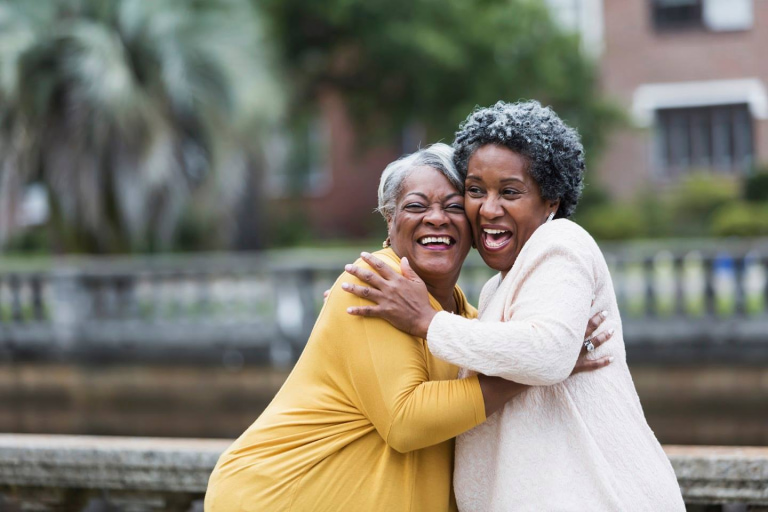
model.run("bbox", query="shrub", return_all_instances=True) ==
[711,202,768,237]
[668,173,739,235]
[577,203,648,240]
[744,168,768,202]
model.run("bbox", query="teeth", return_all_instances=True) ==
[419,236,452,245]
[485,238,510,248]
[484,228,509,234]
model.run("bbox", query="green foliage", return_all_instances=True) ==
[0,0,282,253]
[575,172,768,240]
[633,189,675,238]
[711,202,768,237]
[260,0,625,158]
[668,173,740,236]
[266,206,314,247]
[576,203,648,240]
[743,167,768,202]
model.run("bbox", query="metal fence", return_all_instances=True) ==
[1,239,767,366]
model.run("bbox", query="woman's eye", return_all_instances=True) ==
[467,187,483,196]
[446,204,465,212]
[404,203,427,212]
[503,189,521,196]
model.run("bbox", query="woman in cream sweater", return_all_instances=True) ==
[343,101,685,511]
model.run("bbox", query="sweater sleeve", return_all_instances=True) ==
[426,228,595,386]
[322,259,486,454]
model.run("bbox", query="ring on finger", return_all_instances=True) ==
[584,337,595,353]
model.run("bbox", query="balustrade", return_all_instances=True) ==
[0,240,767,365]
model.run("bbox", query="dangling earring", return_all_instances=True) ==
[546,212,555,223]
[382,236,391,248]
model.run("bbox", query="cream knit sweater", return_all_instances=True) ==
[427,219,685,511]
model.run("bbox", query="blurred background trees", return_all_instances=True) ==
[0,0,282,253]
[262,0,621,158]
[1,0,767,253]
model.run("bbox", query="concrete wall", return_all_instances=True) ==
[0,434,767,511]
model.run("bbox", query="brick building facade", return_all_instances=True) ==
[596,0,767,196]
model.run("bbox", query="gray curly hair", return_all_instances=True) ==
[453,100,585,218]
[377,143,463,221]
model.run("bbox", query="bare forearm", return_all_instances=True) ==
[477,374,529,417]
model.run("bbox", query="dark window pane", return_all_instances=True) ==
[655,104,753,176]
[652,0,703,30]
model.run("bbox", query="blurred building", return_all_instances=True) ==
[265,90,399,240]
[555,0,765,197]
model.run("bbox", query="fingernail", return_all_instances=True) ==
[341,283,350,290]
[345,264,352,271]
[347,307,354,314]
[608,328,615,335]
[361,252,370,257]
[608,356,615,363]
[601,310,608,318]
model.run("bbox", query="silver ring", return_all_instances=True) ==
[584,337,595,353]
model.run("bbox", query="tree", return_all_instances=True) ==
[260,0,623,158]
[0,0,282,253]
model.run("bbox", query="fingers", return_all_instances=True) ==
[360,252,398,280]
[323,289,330,303]
[589,328,615,350]
[573,356,614,375]
[344,263,386,288]
[584,310,608,338]
[346,305,382,317]
[579,327,615,357]
[340,281,381,302]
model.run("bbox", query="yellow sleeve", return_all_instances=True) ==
[320,264,486,454]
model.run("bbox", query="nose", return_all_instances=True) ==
[423,204,449,226]
[478,194,503,220]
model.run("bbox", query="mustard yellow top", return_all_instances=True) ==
[205,248,486,512]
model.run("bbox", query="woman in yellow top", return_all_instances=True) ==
[204,143,610,512]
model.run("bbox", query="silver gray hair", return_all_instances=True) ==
[377,143,463,221]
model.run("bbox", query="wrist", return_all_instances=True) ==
[416,310,437,339]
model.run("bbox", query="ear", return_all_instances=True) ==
[549,199,561,216]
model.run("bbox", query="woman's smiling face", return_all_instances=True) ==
[464,144,558,275]
[388,166,472,286]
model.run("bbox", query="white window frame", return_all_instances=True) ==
[632,78,768,127]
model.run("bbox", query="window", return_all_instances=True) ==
[651,0,753,32]
[655,104,753,176]
[652,0,703,30]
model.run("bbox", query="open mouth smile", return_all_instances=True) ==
[417,235,456,250]
[481,228,513,251]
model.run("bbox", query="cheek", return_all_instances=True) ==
[464,201,480,223]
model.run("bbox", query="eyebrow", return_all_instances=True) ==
[466,175,526,185]
[403,191,463,201]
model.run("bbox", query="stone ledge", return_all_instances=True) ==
[666,445,768,505]
[0,435,229,493]
[0,435,767,508]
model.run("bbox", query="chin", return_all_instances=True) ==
[478,251,514,273]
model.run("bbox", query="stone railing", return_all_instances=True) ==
[1,239,767,365]
[0,434,766,511]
